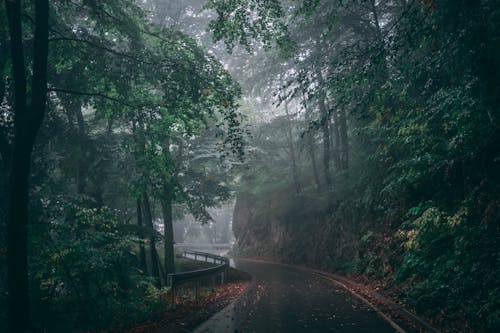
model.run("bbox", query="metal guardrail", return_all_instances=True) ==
[167,250,229,305]
[183,250,229,265]
[174,243,232,250]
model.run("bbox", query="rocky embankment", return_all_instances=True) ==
[232,191,364,269]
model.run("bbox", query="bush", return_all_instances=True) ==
[397,200,500,331]
[29,205,164,332]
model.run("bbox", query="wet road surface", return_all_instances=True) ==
[194,258,399,333]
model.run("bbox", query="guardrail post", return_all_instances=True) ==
[171,287,176,309]
[195,281,200,302]
[168,274,176,309]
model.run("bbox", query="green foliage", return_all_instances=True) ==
[220,1,500,331]
[397,197,500,331]
[28,205,161,331]
[205,0,292,53]
[0,0,497,331]
[1,0,248,331]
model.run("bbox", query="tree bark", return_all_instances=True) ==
[0,126,11,169]
[308,132,321,191]
[72,101,87,194]
[161,193,175,276]
[303,95,321,191]
[136,199,148,273]
[4,2,28,329]
[161,135,176,277]
[314,56,332,187]
[0,18,8,107]
[5,0,49,331]
[131,121,160,279]
[338,108,349,172]
[283,93,300,194]
[317,85,332,187]
[142,194,161,282]
[331,110,341,172]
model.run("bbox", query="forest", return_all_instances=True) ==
[0,0,499,332]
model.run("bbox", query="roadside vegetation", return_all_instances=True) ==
[0,1,243,331]
[1,1,498,332]
[220,1,500,332]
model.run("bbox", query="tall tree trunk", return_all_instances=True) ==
[5,0,49,331]
[0,126,11,169]
[161,191,175,276]
[315,63,332,187]
[0,26,8,131]
[283,94,300,194]
[328,118,335,165]
[161,136,176,277]
[142,194,160,282]
[331,111,341,172]
[313,34,332,188]
[303,96,321,191]
[308,132,321,191]
[132,121,161,279]
[162,135,186,277]
[136,199,148,273]
[73,102,87,194]
[7,148,31,333]
[317,91,332,186]
[338,108,349,172]
[5,1,29,327]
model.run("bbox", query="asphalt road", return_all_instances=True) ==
[194,258,399,333]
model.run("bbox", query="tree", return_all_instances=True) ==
[210,0,500,330]
[3,0,49,331]
[1,0,246,330]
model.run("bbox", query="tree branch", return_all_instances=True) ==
[49,87,165,109]
[22,10,162,68]
[66,0,187,48]
[48,36,159,66]
[50,88,137,108]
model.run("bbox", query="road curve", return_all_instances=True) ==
[194,258,400,333]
